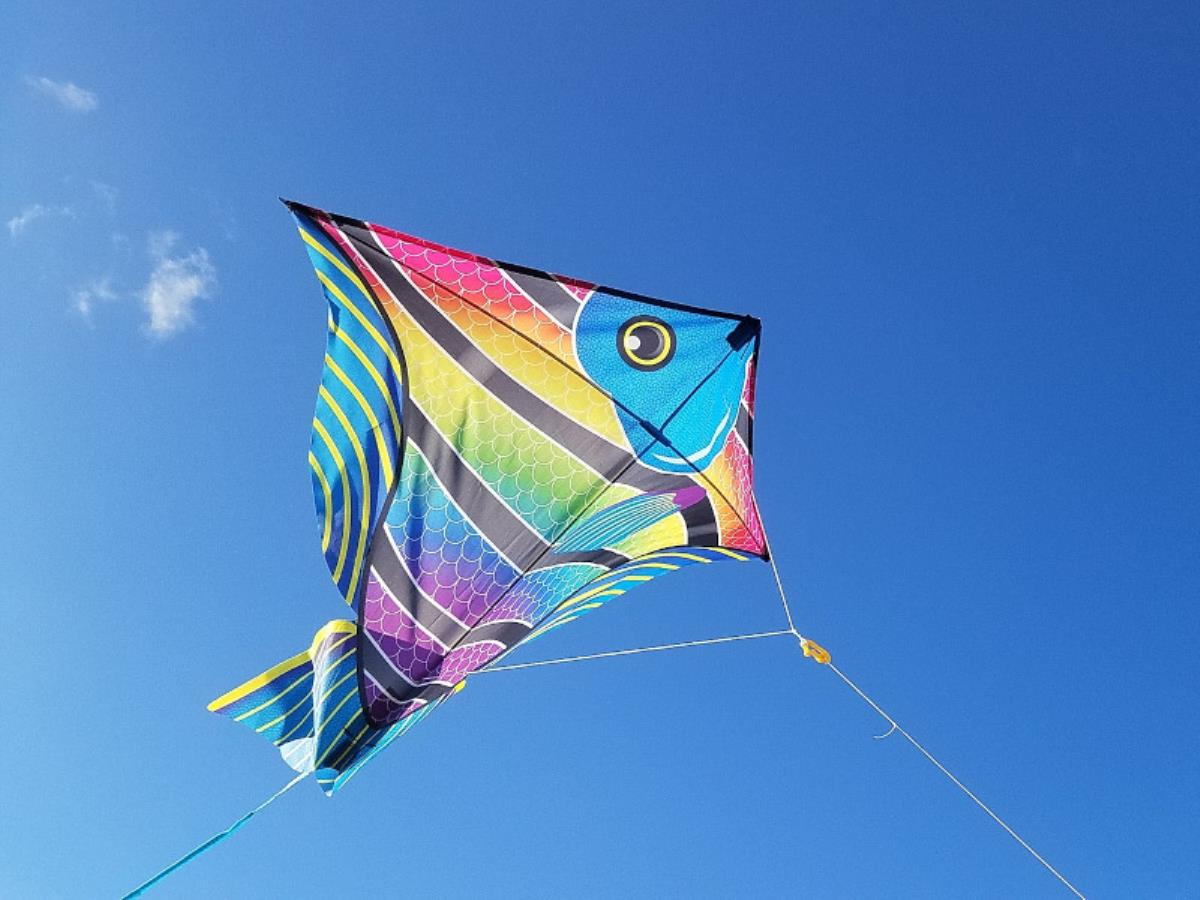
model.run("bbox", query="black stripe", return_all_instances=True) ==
[466,619,533,647]
[406,401,550,571]
[735,403,753,449]
[407,401,631,571]
[333,217,723,567]
[360,631,425,702]
[504,268,581,330]
[681,493,721,547]
[362,627,522,708]
[546,547,629,568]
[341,223,693,496]
[367,553,469,647]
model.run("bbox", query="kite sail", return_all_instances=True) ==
[208,202,768,793]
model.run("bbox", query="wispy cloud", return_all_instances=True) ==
[139,231,216,338]
[6,203,73,237]
[91,181,118,214]
[72,276,118,320]
[24,75,98,112]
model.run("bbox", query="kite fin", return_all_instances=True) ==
[556,487,707,553]
[207,620,375,791]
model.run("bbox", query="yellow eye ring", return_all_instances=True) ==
[618,317,675,370]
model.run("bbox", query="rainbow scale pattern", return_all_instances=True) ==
[210,203,767,792]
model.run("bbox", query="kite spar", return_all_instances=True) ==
[123,203,1085,899]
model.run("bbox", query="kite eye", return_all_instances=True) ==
[618,317,675,370]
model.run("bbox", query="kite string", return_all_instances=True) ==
[121,770,308,898]
[824,661,1086,899]
[761,526,806,644]
[476,629,793,674]
[760,518,1086,899]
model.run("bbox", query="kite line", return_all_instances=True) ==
[122,560,1085,898]
[760,526,1085,899]
[122,771,307,898]
[475,526,1087,899]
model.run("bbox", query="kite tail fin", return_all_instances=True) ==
[207,619,375,791]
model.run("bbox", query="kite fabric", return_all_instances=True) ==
[208,202,768,793]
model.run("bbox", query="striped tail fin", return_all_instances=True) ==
[207,621,378,792]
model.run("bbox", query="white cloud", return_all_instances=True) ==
[91,181,118,213]
[6,203,73,237]
[24,75,98,112]
[72,276,118,319]
[139,231,216,338]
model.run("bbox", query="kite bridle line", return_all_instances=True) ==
[476,520,1088,900]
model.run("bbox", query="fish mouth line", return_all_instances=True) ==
[650,408,732,466]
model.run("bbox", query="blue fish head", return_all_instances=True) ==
[574,291,758,474]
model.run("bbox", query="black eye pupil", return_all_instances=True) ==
[627,324,663,359]
[618,317,675,370]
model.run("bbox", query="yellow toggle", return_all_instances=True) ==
[452,679,468,694]
[801,639,831,665]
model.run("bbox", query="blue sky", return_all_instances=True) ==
[2,3,1197,897]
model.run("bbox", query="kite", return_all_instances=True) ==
[207,201,769,794]
[124,203,1085,898]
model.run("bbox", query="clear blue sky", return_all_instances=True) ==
[2,3,1196,897]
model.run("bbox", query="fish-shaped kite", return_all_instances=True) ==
[208,203,768,793]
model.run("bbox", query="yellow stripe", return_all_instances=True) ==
[561,582,622,606]
[709,547,749,561]
[301,225,403,444]
[299,226,376,323]
[530,614,578,639]
[309,684,364,753]
[308,452,334,552]
[615,562,679,573]
[271,663,358,744]
[207,620,355,711]
[551,569,661,618]
[258,647,357,736]
[329,321,402,442]
[640,551,712,564]
[312,417,353,585]
[556,587,625,613]
[315,707,364,768]
[328,719,372,770]
[318,385,372,602]
[233,670,313,722]
[315,268,402,375]
[325,353,395,485]
[233,632,355,723]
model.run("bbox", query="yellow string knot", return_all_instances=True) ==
[800,638,831,665]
